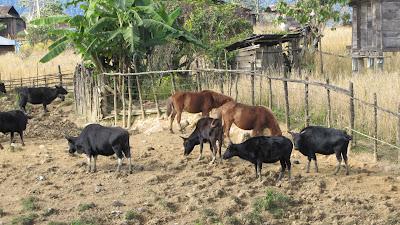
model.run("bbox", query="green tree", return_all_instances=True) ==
[32,0,202,73]
[26,1,64,45]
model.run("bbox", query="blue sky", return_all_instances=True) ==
[0,0,82,16]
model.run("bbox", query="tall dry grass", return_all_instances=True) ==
[0,45,80,80]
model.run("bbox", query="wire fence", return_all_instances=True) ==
[74,65,400,163]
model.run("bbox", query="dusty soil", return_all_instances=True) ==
[0,98,400,225]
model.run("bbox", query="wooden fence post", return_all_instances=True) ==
[373,93,378,162]
[283,72,290,131]
[251,62,255,106]
[326,78,332,127]
[268,76,272,109]
[349,82,356,151]
[219,72,224,94]
[58,65,63,87]
[259,71,263,105]
[171,73,176,94]
[304,76,310,127]
[44,75,48,87]
[228,65,233,97]
[121,76,126,128]
[20,78,22,87]
[127,74,132,128]
[9,75,12,90]
[235,62,239,101]
[196,60,201,91]
[136,75,145,119]
[151,74,161,117]
[397,103,400,164]
[113,76,118,126]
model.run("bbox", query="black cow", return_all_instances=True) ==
[181,117,223,164]
[289,126,352,175]
[66,124,132,173]
[0,82,6,94]
[223,136,293,181]
[0,110,29,146]
[18,85,68,113]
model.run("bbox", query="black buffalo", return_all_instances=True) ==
[0,82,6,94]
[181,117,223,164]
[66,124,132,173]
[289,126,352,175]
[0,110,29,146]
[223,136,293,181]
[18,85,68,113]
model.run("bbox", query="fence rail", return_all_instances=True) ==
[74,66,400,163]
[0,65,74,91]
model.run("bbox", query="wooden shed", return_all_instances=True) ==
[0,5,26,39]
[0,36,16,54]
[350,0,400,71]
[225,33,302,73]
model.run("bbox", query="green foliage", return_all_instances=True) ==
[125,210,142,221]
[176,0,252,64]
[48,222,68,225]
[26,1,64,45]
[276,0,350,36]
[21,196,39,211]
[0,23,5,32]
[11,213,38,225]
[252,188,292,218]
[77,202,96,212]
[32,0,202,73]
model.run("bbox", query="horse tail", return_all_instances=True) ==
[266,108,282,136]
[166,97,174,117]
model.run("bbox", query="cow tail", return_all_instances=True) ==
[166,97,174,117]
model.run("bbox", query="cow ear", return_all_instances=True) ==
[65,136,75,143]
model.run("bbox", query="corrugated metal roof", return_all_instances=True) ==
[0,36,16,46]
[225,32,302,51]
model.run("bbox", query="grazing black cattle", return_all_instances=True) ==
[0,110,29,146]
[181,117,223,164]
[0,82,6,94]
[289,126,352,175]
[66,124,132,173]
[223,136,293,181]
[18,85,68,113]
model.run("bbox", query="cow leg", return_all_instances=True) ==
[198,141,204,161]
[257,161,263,181]
[92,156,97,173]
[19,97,27,113]
[18,131,25,146]
[123,148,133,174]
[334,151,342,175]
[286,158,292,181]
[306,157,311,173]
[209,143,216,164]
[128,157,133,174]
[210,141,218,164]
[10,132,14,145]
[313,157,319,173]
[169,110,177,133]
[117,158,123,172]
[343,153,350,176]
[218,138,223,162]
[43,104,48,113]
[86,155,91,173]
[277,159,286,181]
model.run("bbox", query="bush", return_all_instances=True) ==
[21,196,39,211]
[252,188,292,218]
[77,203,96,212]
[11,213,38,225]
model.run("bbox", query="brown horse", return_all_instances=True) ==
[217,101,282,142]
[166,90,233,133]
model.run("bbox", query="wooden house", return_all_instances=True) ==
[225,33,302,74]
[0,35,16,54]
[350,0,400,71]
[0,5,26,39]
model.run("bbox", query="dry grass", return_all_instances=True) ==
[0,45,79,80]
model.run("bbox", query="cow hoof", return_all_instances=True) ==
[169,130,174,134]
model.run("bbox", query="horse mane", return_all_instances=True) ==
[264,107,282,136]
[210,91,233,107]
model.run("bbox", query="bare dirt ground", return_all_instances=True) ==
[0,96,400,225]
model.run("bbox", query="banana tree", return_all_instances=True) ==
[32,0,203,73]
